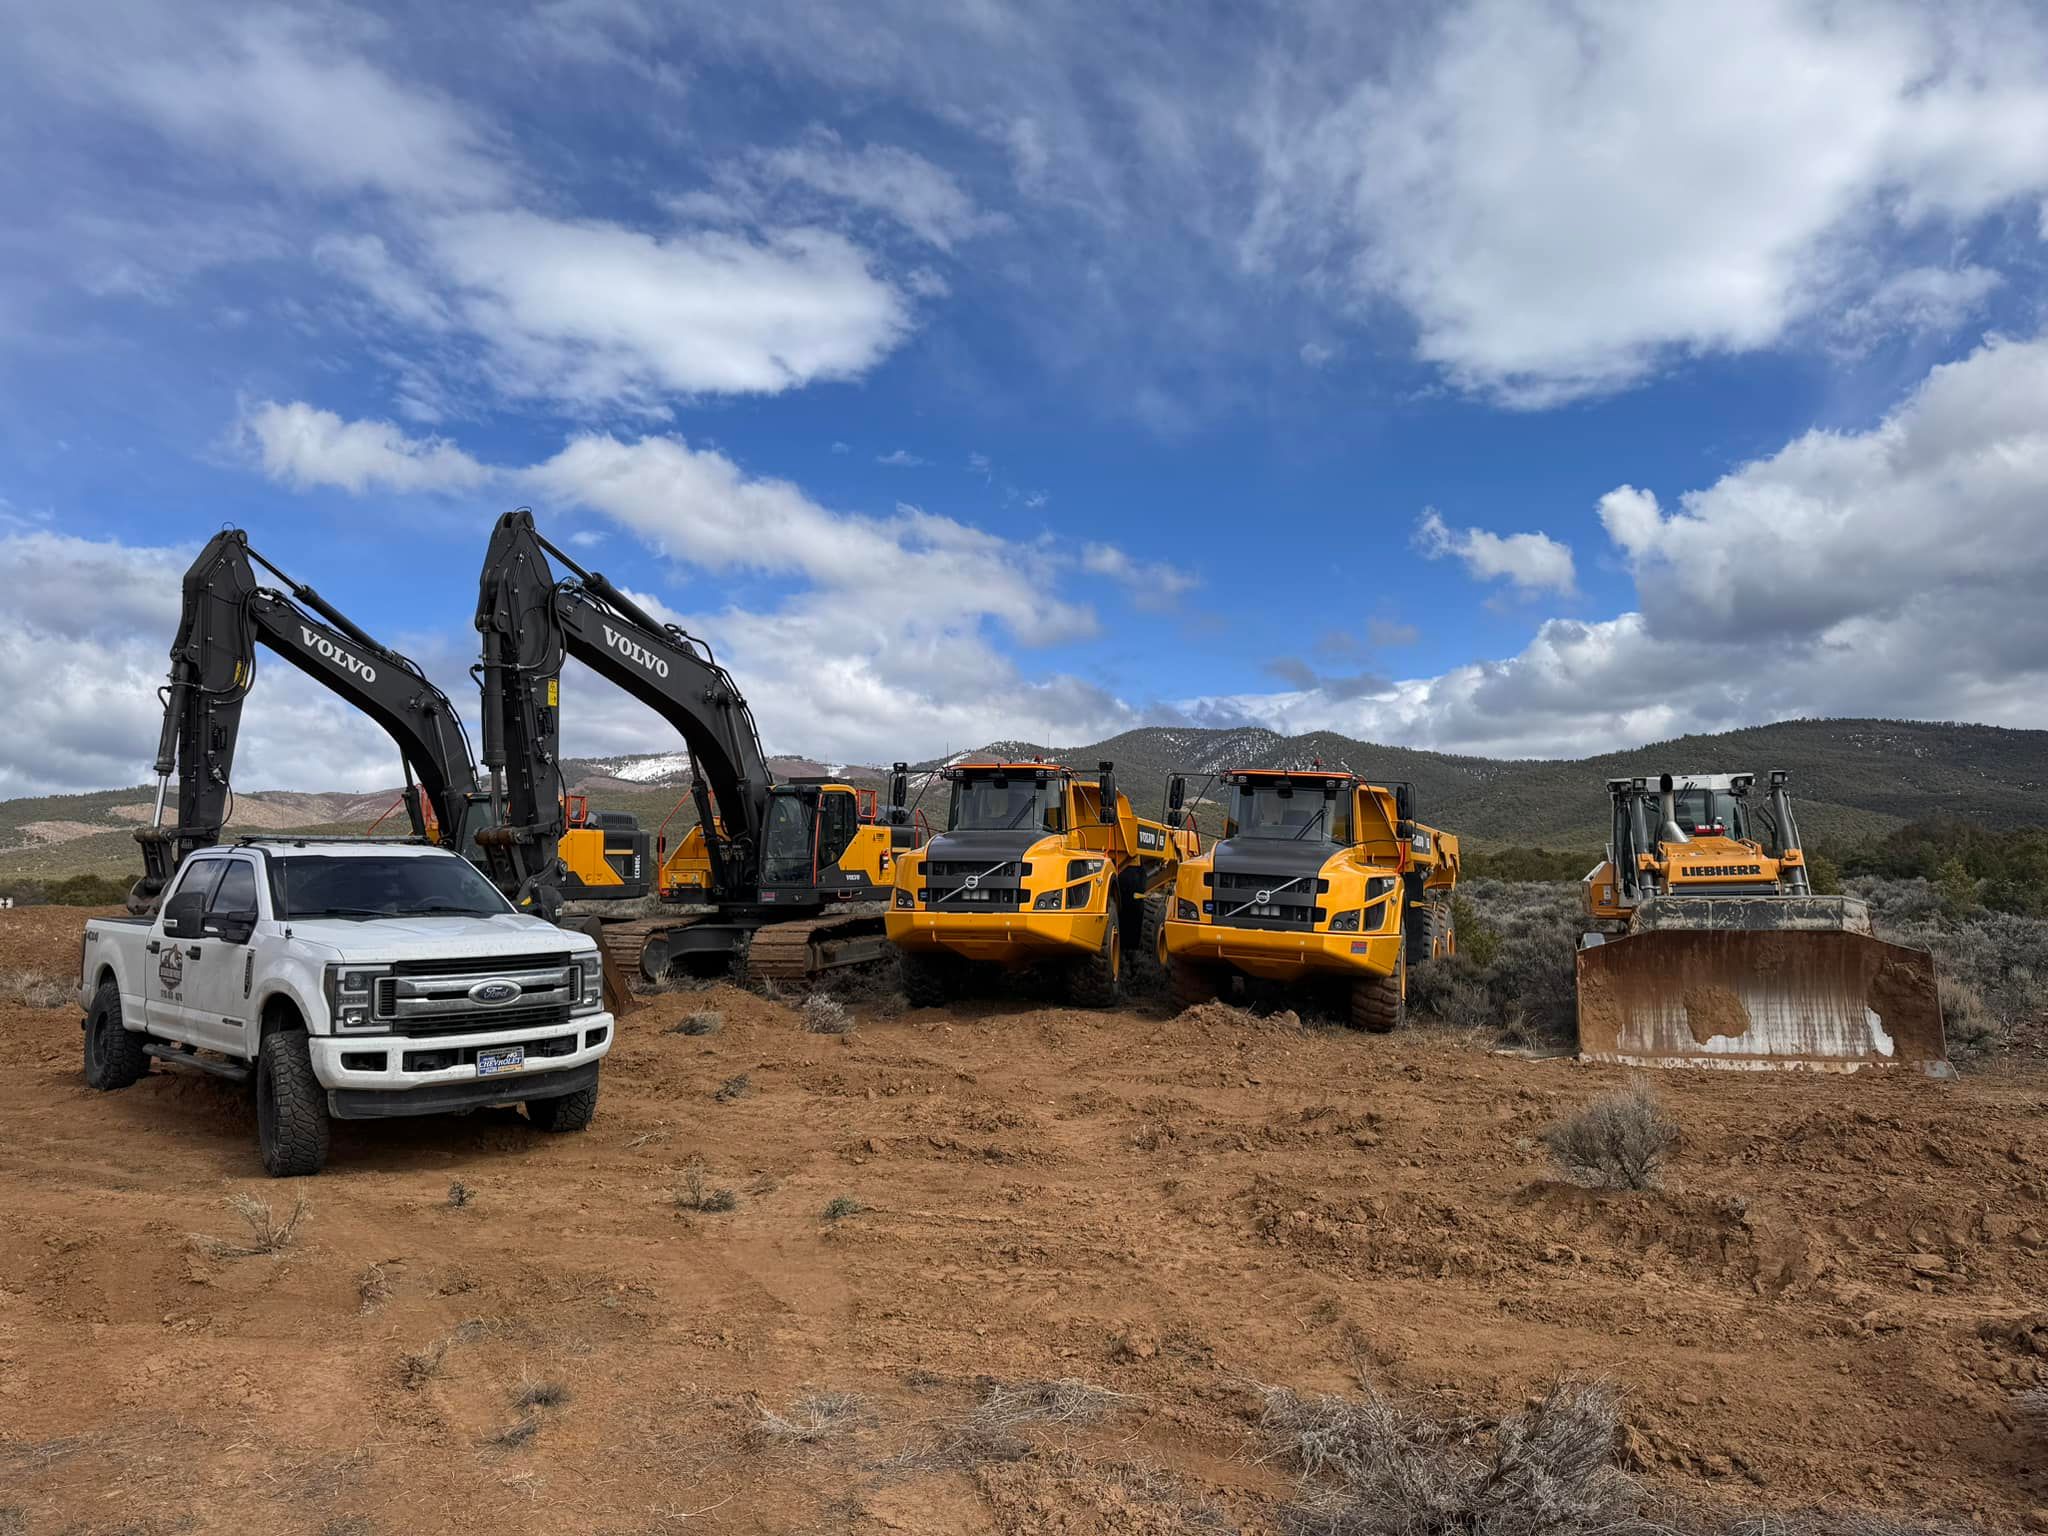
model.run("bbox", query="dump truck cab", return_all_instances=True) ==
[1577,769,1949,1075]
[887,759,1191,1006]
[1162,768,1459,1030]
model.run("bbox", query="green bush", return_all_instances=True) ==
[0,874,133,907]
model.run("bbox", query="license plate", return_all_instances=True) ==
[952,889,997,902]
[477,1046,526,1077]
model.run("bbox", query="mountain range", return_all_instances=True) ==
[3,717,2040,883]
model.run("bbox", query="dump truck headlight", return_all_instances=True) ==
[894,888,915,909]
[1328,909,1362,932]
[1033,890,1064,910]
[1177,898,1199,922]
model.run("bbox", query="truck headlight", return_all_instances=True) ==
[1328,909,1362,932]
[324,963,390,1031]
[894,887,915,909]
[1177,898,1199,922]
[1033,890,1064,910]
[570,958,603,1016]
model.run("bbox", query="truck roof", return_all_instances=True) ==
[1224,767,1359,786]
[227,837,463,859]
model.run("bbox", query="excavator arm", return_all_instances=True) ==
[134,529,485,906]
[473,509,773,912]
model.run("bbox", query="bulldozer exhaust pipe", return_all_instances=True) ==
[1657,774,1689,844]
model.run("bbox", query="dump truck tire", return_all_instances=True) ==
[1406,900,1450,970]
[1065,905,1122,1008]
[900,950,961,1009]
[1351,949,1406,1033]
[1169,956,1223,1008]
[83,981,148,1091]
[1131,893,1169,991]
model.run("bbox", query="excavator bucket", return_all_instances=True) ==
[1576,898,1950,1077]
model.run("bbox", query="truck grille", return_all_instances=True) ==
[922,860,1029,913]
[372,958,576,1036]
[1209,870,1326,930]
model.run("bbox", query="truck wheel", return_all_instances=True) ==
[256,1029,330,1177]
[528,1074,599,1132]
[1168,956,1223,1008]
[1129,893,1169,992]
[83,981,149,1090]
[1350,949,1407,1034]
[1405,900,1447,970]
[899,950,962,1008]
[1064,906,1122,1008]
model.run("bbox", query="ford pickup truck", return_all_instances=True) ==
[79,838,614,1176]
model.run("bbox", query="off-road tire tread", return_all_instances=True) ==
[83,981,148,1090]
[257,1029,330,1177]
[1350,948,1407,1034]
[528,1077,599,1132]
[1133,893,1169,989]
[899,950,958,1009]
[1065,905,1122,1008]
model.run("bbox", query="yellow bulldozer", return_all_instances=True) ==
[1578,770,1950,1076]
[1160,767,1459,1028]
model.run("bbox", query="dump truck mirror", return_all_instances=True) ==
[889,761,909,812]
[1097,762,1118,824]
[1167,775,1185,813]
[1395,784,1413,824]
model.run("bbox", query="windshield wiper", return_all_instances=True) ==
[299,905,390,919]
[1001,796,1039,830]
[1288,805,1329,842]
[408,904,495,916]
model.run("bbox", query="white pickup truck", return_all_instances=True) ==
[79,838,615,1176]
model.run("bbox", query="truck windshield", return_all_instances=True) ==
[1231,783,1349,843]
[267,854,513,920]
[949,777,1057,833]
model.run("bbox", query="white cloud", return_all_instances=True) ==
[876,449,927,467]
[0,531,431,797]
[1299,340,1337,368]
[1827,264,2004,352]
[1414,509,1576,597]
[1242,0,2048,403]
[1080,542,1201,611]
[751,131,1005,251]
[240,400,494,494]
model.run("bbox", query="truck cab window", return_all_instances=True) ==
[207,860,257,923]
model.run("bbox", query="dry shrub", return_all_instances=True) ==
[0,969,71,1010]
[1261,1378,1646,1536]
[750,1390,870,1447]
[713,1072,751,1103]
[888,1377,1135,1472]
[1543,1083,1677,1191]
[822,1194,862,1221]
[801,993,854,1034]
[675,1166,738,1213]
[356,1263,390,1313]
[513,1376,570,1411]
[446,1180,472,1209]
[191,1194,310,1258]
[674,1010,723,1036]
[1405,952,1494,1031]
[397,1340,448,1389]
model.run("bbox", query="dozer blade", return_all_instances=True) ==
[1576,928,1950,1077]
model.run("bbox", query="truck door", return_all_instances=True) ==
[818,788,860,874]
[187,855,261,1053]
[146,856,225,1044]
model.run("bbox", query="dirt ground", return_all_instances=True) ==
[2,904,2045,1535]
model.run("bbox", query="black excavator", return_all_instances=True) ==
[474,509,914,987]
[132,529,526,910]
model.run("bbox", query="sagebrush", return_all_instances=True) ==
[1543,1083,1678,1190]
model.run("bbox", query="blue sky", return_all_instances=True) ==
[2,0,2046,796]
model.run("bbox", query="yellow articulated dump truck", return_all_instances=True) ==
[886,759,1194,1007]
[1160,767,1459,1029]
[1578,770,1949,1075]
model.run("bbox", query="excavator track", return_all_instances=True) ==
[739,905,892,987]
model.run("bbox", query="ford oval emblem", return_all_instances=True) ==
[469,979,520,1005]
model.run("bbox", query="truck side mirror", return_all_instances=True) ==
[211,909,258,945]
[1097,763,1118,825]
[1395,784,1414,825]
[1166,774,1185,815]
[889,761,909,813]
[162,891,206,939]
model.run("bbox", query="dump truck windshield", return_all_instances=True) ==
[1232,783,1350,843]
[268,854,513,920]
[950,777,1058,833]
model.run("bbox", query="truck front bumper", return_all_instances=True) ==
[309,1014,614,1120]
[886,907,1107,965]
[1164,920,1401,982]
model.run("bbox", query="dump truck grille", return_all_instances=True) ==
[1209,870,1326,930]
[922,859,1028,912]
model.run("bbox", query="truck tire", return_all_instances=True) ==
[1405,900,1446,970]
[1061,905,1122,1008]
[83,981,149,1091]
[899,950,962,1009]
[527,1074,599,1132]
[1130,893,1169,992]
[1350,949,1407,1034]
[256,1029,330,1178]
[1168,956,1223,1009]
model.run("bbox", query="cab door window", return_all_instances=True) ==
[205,859,258,936]
[818,790,860,867]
